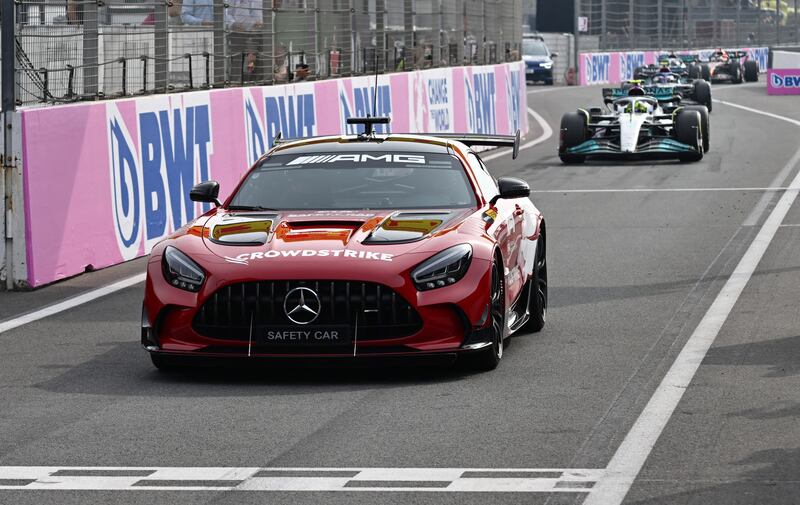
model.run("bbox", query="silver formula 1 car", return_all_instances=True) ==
[559,87,708,164]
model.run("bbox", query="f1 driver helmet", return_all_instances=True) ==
[627,85,646,96]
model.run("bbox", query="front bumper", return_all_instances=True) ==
[142,258,494,359]
[564,138,700,158]
[526,66,553,82]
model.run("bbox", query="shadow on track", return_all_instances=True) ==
[33,341,480,398]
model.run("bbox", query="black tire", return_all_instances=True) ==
[683,105,710,153]
[701,64,711,81]
[675,110,703,163]
[522,231,547,333]
[688,65,701,79]
[150,354,180,372]
[559,111,587,164]
[464,259,505,372]
[744,60,759,82]
[692,79,712,113]
[730,63,743,84]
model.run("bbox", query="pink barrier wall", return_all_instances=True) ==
[579,47,770,86]
[21,62,529,287]
[768,69,800,95]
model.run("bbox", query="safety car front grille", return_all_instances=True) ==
[193,280,422,341]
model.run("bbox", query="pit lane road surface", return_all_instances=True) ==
[1,82,799,505]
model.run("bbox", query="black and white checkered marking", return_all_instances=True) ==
[0,467,603,492]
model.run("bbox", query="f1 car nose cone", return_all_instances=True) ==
[283,287,322,324]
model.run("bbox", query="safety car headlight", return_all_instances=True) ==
[540,61,553,69]
[411,244,472,291]
[162,246,205,292]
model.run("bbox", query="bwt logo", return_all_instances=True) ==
[506,69,521,133]
[620,52,645,81]
[585,54,610,84]
[750,48,769,72]
[107,99,213,259]
[470,72,497,135]
[244,90,316,167]
[771,73,800,88]
[340,83,391,135]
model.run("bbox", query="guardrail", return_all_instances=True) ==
[6,61,528,288]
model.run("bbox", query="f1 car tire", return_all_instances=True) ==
[464,259,505,371]
[688,65,701,79]
[693,79,712,113]
[675,110,704,163]
[744,60,759,82]
[701,64,711,81]
[559,112,587,164]
[523,231,547,333]
[731,63,743,84]
[684,105,710,153]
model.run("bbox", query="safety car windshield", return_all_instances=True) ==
[229,152,478,210]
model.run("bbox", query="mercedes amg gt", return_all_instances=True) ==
[141,118,547,372]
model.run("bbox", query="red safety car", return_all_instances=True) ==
[141,118,547,372]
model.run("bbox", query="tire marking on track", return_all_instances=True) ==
[0,273,146,335]
[583,104,800,505]
[0,466,604,493]
[482,107,554,162]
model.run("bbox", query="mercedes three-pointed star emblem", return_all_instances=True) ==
[283,287,322,325]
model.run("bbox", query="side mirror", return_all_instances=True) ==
[190,180,221,206]
[550,52,558,58]
[492,177,530,204]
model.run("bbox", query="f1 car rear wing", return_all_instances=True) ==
[603,86,678,102]
[435,131,521,159]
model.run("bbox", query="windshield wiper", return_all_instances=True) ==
[226,205,279,212]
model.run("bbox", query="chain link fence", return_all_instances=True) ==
[579,0,800,51]
[7,0,523,107]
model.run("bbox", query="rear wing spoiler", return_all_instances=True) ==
[602,86,678,102]
[435,130,521,159]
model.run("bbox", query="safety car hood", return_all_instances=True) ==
[195,208,476,271]
[618,113,649,153]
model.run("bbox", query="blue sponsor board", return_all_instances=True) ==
[244,90,316,167]
[340,83,391,135]
[619,52,645,81]
[585,53,611,85]
[108,100,213,258]
[427,77,451,131]
[470,71,497,135]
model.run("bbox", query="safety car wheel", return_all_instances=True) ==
[465,259,505,371]
[523,232,547,333]
[675,110,704,163]
[744,60,759,82]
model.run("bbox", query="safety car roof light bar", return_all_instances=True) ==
[346,116,391,137]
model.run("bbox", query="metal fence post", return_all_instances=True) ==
[155,0,169,92]
[736,0,741,46]
[376,0,385,72]
[2,0,14,112]
[776,0,781,46]
[628,0,634,49]
[314,0,322,76]
[757,0,762,45]
[574,0,580,85]
[657,0,663,49]
[213,0,226,86]
[600,0,607,50]
[1,0,14,289]
[83,0,99,96]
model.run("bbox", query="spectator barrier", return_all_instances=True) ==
[16,61,528,287]
[579,47,770,86]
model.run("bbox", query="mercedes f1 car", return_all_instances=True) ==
[142,118,547,372]
[621,70,712,112]
[560,86,708,163]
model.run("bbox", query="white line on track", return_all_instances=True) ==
[0,466,604,493]
[482,107,554,162]
[0,273,146,335]
[532,187,790,193]
[584,102,800,505]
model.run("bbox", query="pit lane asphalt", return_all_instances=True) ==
[1,82,799,505]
